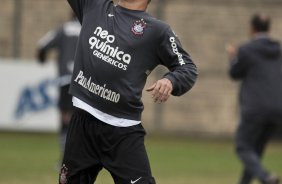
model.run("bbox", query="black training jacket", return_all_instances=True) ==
[68,0,198,121]
[37,19,81,78]
[230,36,282,115]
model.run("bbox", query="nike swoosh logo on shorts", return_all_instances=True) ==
[108,14,114,17]
[131,177,142,184]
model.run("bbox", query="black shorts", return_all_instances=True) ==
[58,85,73,112]
[59,108,156,184]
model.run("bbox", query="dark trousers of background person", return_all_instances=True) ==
[58,85,74,158]
[235,112,281,184]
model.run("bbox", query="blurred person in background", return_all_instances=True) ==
[59,0,198,183]
[37,12,81,161]
[226,13,282,184]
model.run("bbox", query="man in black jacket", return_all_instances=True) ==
[59,0,197,183]
[227,14,282,184]
[37,12,81,159]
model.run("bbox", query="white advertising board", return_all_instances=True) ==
[0,59,60,132]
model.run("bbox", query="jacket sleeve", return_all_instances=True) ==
[67,0,96,23]
[229,46,249,80]
[157,27,198,96]
[37,28,62,63]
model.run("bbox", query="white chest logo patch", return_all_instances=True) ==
[131,19,147,36]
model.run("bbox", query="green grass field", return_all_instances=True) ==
[0,132,281,184]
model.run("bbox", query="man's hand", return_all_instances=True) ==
[225,43,237,59]
[146,78,173,103]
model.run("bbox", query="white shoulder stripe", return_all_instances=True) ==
[63,22,81,37]
[37,30,56,48]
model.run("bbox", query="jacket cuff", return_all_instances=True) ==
[163,73,177,95]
